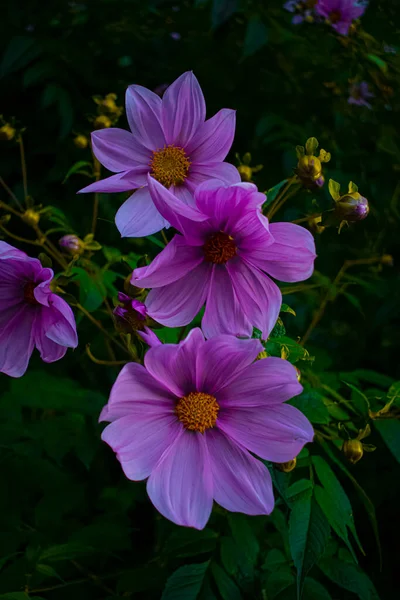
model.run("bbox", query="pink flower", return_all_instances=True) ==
[316,0,366,35]
[0,242,78,377]
[131,177,316,339]
[78,71,239,238]
[114,292,160,347]
[100,329,313,529]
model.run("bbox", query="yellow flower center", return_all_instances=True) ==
[150,145,191,188]
[203,231,237,264]
[24,282,39,305]
[175,392,219,434]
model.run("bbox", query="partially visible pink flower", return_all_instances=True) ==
[78,71,239,238]
[100,328,313,529]
[114,292,160,347]
[131,177,316,340]
[348,81,374,109]
[316,0,366,35]
[0,242,78,377]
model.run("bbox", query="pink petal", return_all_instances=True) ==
[186,109,236,163]
[218,357,303,408]
[78,169,148,194]
[218,403,314,463]
[227,258,282,340]
[0,241,28,261]
[100,362,175,422]
[206,429,274,515]
[115,187,169,238]
[186,162,241,194]
[137,327,162,347]
[251,222,316,283]
[125,85,166,150]
[144,327,205,397]
[132,235,204,288]
[90,128,150,172]
[202,265,252,339]
[102,411,180,480]
[196,335,263,395]
[147,430,213,529]
[0,304,35,378]
[161,71,206,147]
[145,261,212,327]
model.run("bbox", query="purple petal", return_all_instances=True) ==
[90,128,150,172]
[186,162,241,194]
[227,258,282,340]
[147,175,209,236]
[0,241,28,261]
[102,411,180,480]
[137,327,162,347]
[100,362,175,423]
[125,85,165,150]
[42,294,78,348]
[206,429,274,515]
[161,71,206,147]
[78,170,146,194]
[252,222,316,283]
[115,187,169,238]
[292,15,304,24]
[0,305,35,378]
[196,335,263,395]
[144,327,205,397]
[218,357,302,408]
[145,261,212,327]
[218,403,314,463]
[186,109,236,163]
[202,265,252,339]
[147,430,213,529]
[132,235,204,288]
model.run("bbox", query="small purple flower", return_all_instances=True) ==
[316,0,366,35]
[131,177,316,340]
[348,81,374,109]
[78,71,239,238]
[0,242,78,377]
[100,328,314,529]
[59,234,83,254]
[114,292,160,347]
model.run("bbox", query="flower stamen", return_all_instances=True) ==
[203,231,237,264]
[175,391,219,434]
[150,145,191,188]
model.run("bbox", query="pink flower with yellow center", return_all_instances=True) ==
[100,329,314,529]
[78,72,239,238]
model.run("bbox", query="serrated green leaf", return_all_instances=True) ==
[162,562,209,600]
[318,558,380,600]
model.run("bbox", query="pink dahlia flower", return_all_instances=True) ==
[0,242,78,377]
[78,71,239,238]
[316,0,366,35]
[131,177,316,339]
[100,329,313,529]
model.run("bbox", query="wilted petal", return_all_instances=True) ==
[147,430,213,529]
[115,187,169,238]
[186,109,236,163]
[207,429,274,515]
[125,85,165,151]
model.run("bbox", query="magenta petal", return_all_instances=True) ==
[0,305,35,378]
[186,162,241,193]
[78,170,145,194]
[145,261,212,327]
[100,362,175,423]
[253,222,316,283]
[202,265,252,339]
[227,259,282,340]
[144,328,204,397]
[102,412,180,481]
[218,403,314,463]
[90,128,150,172]
[206,429,274,515]
[196,335,263,395]
[0,241,27,261]
[218,357,303,408]
[115,187,169,238]
[44,294,78,348]
[161,71,206,147]
[147,430,213,529]
[132,235,204,288]
[137,327,162,347]
[125,85,165,150]
[186,109,236,163]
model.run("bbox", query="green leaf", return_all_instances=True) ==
[367,53,387,73]
[387,381,400,405]
[118,566,167,594]
[305,137,319,155]
[164,529,218,558]
[328,179,341,201]
[263,549,288,571]
[0,36,41,78]
[211,563,242,600]
[265,336,310,364]
[342,291,364,315]
[288,483,330,598]
[339,370,394,389]
[342,382,370,416]
[374,419,400,463]
[264,179,288,208]
[243,17,268,58]
[290,386,330,425]
[103,246,122,263]
[148,234,166,249]
[227,513,259,583]
[281,303,296,316]
[303,578,332,600]
[36,563,63,581]
[162,562,209,600]
[264,571,295,598]
[318,558,380,600]
[39,543,94,562]
[63,161,93,183]
[71,266,105,312]
[211,0,238,29]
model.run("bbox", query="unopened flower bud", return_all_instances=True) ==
[342,439,363,464]
[296,155,322,184]
[74,134,88,149]
[93,115,112,130]
[59,234,84,255]
[334,193,369,222]
[381,254,393,266]
[22,209,40,226]
[0,124,16,141]
[238,165,253,182]
[276,458,297,472]
[123,274,145,298]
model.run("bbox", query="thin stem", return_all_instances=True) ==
[76,303,131,355]
[292,212,322,225]
[0,224,40,246]
[18,136,30,207]
[161,229,169,246]
[265,176,298,220]
[321,383,359,416]
[91,157,101,235]
[0,178,24,212]
[281,282,324,295]
[268,184,301,220]
[71,560,114,596]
